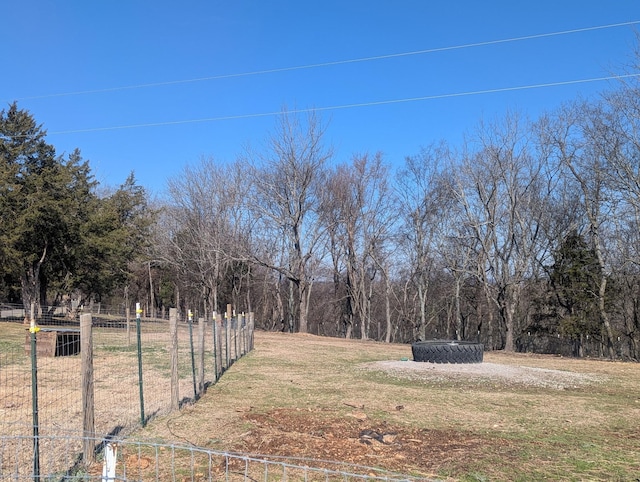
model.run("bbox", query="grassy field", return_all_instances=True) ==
[129,331,640,481]
[2,323,638,480]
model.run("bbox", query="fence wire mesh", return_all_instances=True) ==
[0,434,429,481]
[1,305,254,479]
[0,308,429,481]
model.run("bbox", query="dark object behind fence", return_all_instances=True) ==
[24,328,80,357]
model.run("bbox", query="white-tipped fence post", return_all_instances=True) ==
[101,441,118,482]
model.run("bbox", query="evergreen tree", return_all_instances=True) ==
[548,230,602,345]
[0,103,151,314]
[72,174,152,304]
[0,103,85,313]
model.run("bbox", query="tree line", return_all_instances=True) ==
[2,68,640,360]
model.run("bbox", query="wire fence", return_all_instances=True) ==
[0,304,429,481]
[1,303,254,479]
[0,434,429,481]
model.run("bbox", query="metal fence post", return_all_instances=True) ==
[170,308,179,410]
[135,302,146,427]
[28,304,40,480]
[198,317,205,396]
[188,309,197,401]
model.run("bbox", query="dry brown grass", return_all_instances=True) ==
[1,321,197,438]
[134,331,640,481]
[1,319,215,480]
[3,324,639,481]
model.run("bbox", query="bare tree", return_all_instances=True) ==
[156,157,245,317]
[322,153,394,340]
[438,192,477,341]
[541,101,617,357]
[396,143,452,341]
[243,110,331,333]
[454,112,547,351]
[601,78,640,358]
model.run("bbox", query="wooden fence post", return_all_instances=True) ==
[249,312,255,351]
[169,308,179,410]
[215,312,223,378]
[80,313,95,463]
[233,310,239,362]
[226,304,232,367]
[240,313,246,356]
[198,317,205,395]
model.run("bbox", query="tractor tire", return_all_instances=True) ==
[411,340,484,364]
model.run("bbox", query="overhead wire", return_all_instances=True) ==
[4,20,638,136]
[48,73,640,135]
[10,20,640,102]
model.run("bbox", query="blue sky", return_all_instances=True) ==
[2,1,638,195]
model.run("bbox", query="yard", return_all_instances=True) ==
[130,331,640,481]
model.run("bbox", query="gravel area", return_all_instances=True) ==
[365,360,603,390]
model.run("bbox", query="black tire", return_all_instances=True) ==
[411,340,484,364]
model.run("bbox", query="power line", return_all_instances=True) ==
[48,73,640,135]
[13,20,640,102]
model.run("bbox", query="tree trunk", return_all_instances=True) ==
[598,276,615,358]
[502,284,520,352]
[454,277,462,340]
[360,283,368,341]
[483,285,494,349]
[417,284,427,341]
[21,270,41,320]
[275,275,285,331]
[288,280,295,333]
[298,280,309,334]
[345,311,353,339]
[298,299,308,333]
[504,300,515,352]
[591,223,614,358]
[384,272,392,343]
[148,261,155,318]
[21,246,47,320]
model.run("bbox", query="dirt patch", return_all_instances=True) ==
[237,407,510,479]
[363,360,603,390]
